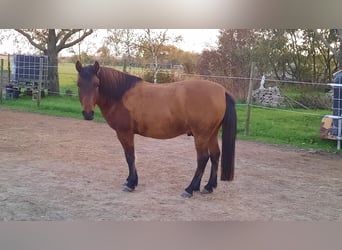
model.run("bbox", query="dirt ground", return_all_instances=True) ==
[0,109,341,221]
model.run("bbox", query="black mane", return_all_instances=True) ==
[98,67,142,101]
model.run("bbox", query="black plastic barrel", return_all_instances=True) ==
[5,85,20,99]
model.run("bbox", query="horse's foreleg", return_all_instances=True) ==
[117,132,138,192]
[123,150,138,191]
[182,138,209,198]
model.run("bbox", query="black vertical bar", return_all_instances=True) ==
[0,59,3,104]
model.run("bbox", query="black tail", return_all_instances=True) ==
[221,92,237,181]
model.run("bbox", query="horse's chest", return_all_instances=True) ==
[103,104,132,131]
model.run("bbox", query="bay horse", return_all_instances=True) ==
[75,61,237,198]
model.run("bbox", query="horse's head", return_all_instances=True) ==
[75,61,100,120]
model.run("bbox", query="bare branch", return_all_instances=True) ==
[14,29,47,52]
[57,29,93,52]
[56,29,81,49]
[105,29,138,57]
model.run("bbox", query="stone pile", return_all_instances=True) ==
[252,86,284,107]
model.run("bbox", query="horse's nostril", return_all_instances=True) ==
[82,110,94,120]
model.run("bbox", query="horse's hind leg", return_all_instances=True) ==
[182,137,209,198]
[202,136,220,194]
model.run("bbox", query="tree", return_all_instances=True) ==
[96,46,113,65]
[200,29,341,83]
[279,29,339,82]
[250,29,285,78]
[260,29,292,80]
[198,29,256,77]
[105,29,139,72]
[157,44,199,74]
[251,29,339,82]
[197,49,222,75]
[70,52,93,65]
[14,29,93,95]
[337,29,342,70]
[316,29,339,81]
[300,29,338,82]
[137,29,182,83]
[313,29,341,77]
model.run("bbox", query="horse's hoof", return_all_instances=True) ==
[201,188,213,194]
[181,191,192,198]
[122,185,134,192]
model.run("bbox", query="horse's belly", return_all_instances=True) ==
[140,130,186,139]
[134,119,188,139]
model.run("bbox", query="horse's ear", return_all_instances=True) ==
[76,61,82,73]
[94,61,100,74]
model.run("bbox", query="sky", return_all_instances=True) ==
[0,29,220,56]
[146,29,219,53]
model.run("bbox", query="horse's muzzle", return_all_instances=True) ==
[82,110,94,120]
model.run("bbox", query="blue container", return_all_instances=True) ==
[12,55,48,83]
[329,71,342,136]
[333,71,342,117]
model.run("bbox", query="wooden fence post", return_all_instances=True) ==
[37,58,43,107]
[7,54,10,82]
[245,62,255,136]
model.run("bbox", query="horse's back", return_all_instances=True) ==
[123,79,227,139]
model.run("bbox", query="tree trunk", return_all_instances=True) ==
[123,58,127,73]
[46,30,59,95]
[313,51,316,82]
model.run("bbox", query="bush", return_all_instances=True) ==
[292,93,332,109]
[143,70,175,83]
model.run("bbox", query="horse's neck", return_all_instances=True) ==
[96,97,114,117]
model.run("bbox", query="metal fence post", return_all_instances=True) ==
[338,118,341,150]
[0,59,3,104]
[245,62,255,136]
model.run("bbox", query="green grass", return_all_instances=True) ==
[236,104,337,151]
[58,62,79,95]
[1,94,104,122]
[0,62,340,152]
